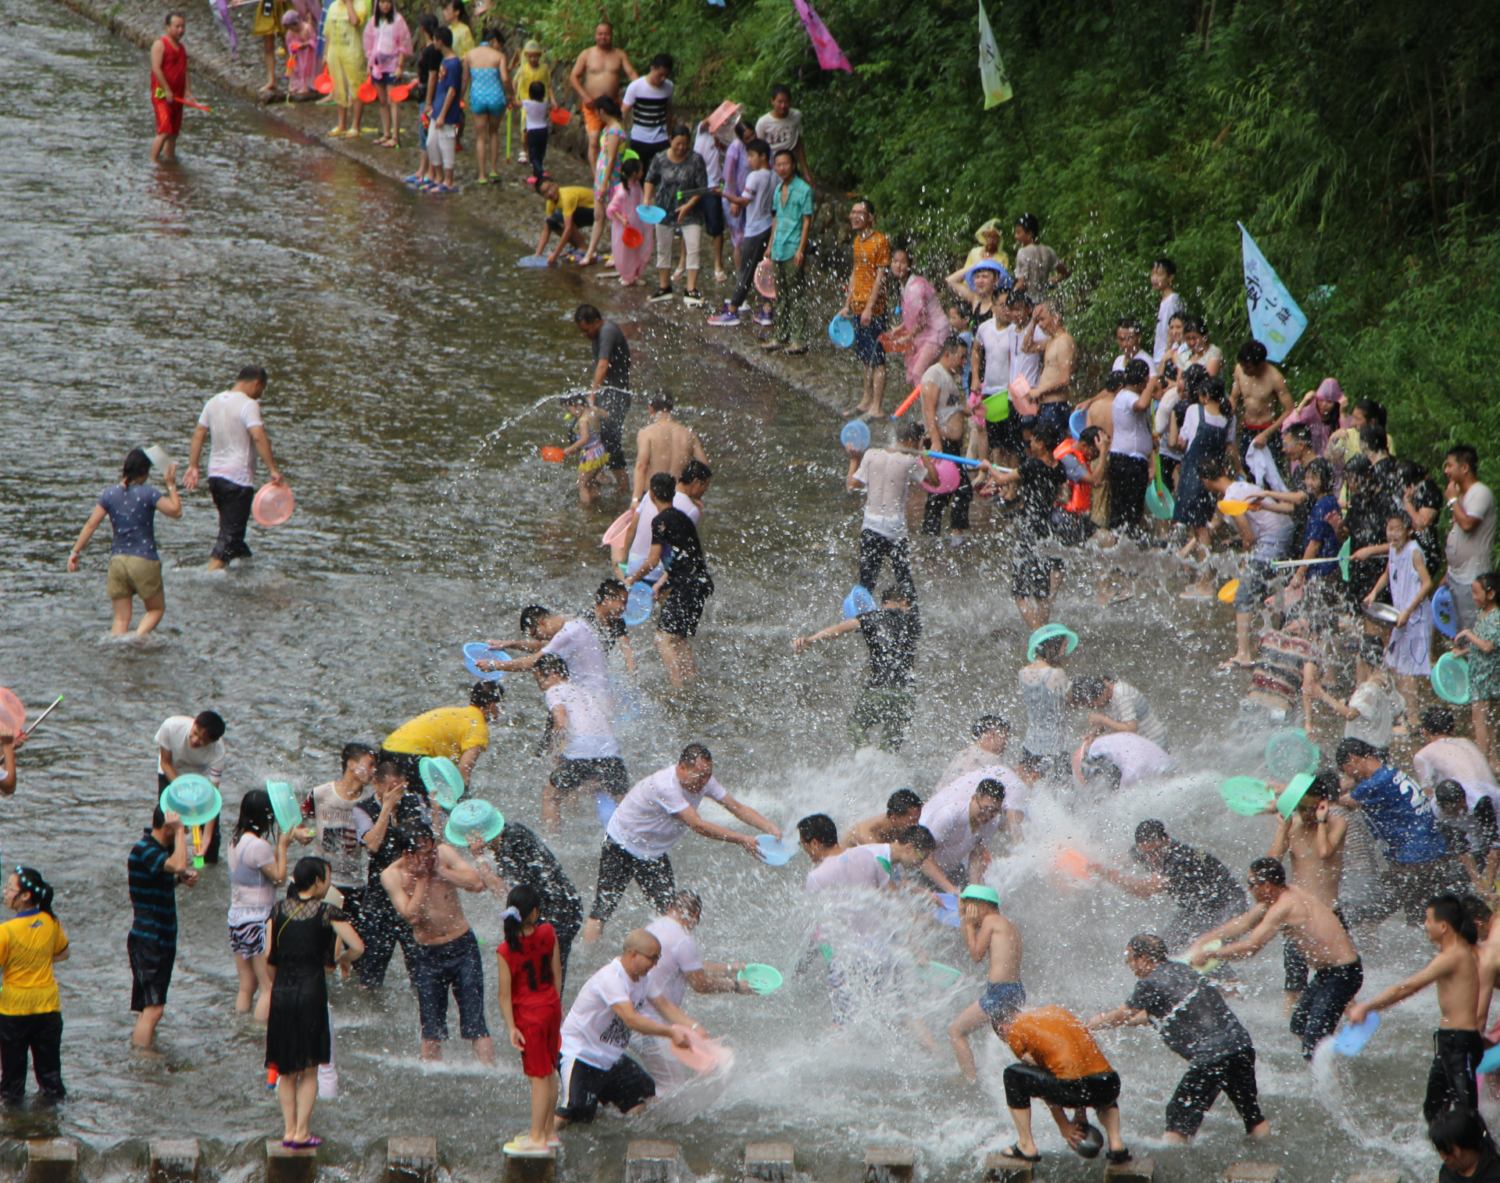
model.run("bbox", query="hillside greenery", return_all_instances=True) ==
[509,0,1500,474]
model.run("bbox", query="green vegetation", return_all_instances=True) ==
[512,0,1500,473]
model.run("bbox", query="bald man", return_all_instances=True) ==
[555,929,699,1127]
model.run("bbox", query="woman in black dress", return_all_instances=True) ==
[266,857,363,1149]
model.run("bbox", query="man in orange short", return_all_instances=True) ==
[567,21,635,171]
[990,1003,1132,1166]
[149,12,197,163]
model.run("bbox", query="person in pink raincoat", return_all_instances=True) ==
[606,157,651,286]
[282,9,319,100]
[887,249,950,390]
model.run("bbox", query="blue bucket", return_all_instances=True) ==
[624,582,654,627]
[840,420,870,452]
[828,315,855,348]
[842,586,877,620]
[1069,407,1087,440]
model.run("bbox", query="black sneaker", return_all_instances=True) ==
[649,285,675,303]
[682,290,705,308]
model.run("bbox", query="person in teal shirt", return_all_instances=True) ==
[767,148,813,354]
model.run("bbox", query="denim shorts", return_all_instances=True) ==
[413,929,490,1041]
[854,314,887,367]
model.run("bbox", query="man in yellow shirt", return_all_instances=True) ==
[380,683,502,788]
[535,177,594,265]
[0,867,69,1101]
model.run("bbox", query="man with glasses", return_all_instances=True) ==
[555,928,698,1128]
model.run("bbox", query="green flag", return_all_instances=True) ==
[978,0,1012,108]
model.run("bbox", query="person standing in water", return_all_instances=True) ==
[69,448,182,638]
[631,391,709,507]
[1266,773,1348,1013]
[149,13,196,163]
[574,305,633,496]
[1088,933,1269,1144]
[301,743,377,945]
[265,856,364,1149]
[154,709,226,861]
[495,883,563,1156]
[532,655,628,832]
[846,788,924,847]
[846,419,938,594]
[793,585,921,752]
[948,885,1023,1084]
[383,825,495,1065]
[482,604,615,712]
[623,472,716,685]
[1186,858,1361,1060]
[128,805,198,1050]
[184,366,284,572]
[1018,626,1074,781]
[1346,893,1482,1119]
[226,789,298,1020]
[466,815,583,987]
[379,683,503,789]
[0,868,69,1103]
[582,745,779,943]
[917,776,1017,892]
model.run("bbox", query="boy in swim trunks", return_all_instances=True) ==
[948,884,1023,1084]
[560,393,608,505]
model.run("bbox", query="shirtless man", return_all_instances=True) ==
[1267,773,1348,1012]
[1187,857,1361,1060]
[846,788,924,847]
[568,21,637,170]
[1230,339,1293,470]
[382,826,497,1064]
[935,717,1011,790]
[949,885,1023,1083]
[1021,302,1076,446]
[1347,893,1483,1120]
[631,391,709,505]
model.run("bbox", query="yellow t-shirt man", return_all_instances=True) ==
[382,706,490,760]
[546,187,595,221]
[0,911,69,1015]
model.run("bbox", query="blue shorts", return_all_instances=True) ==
[413,929,490,1041]
[979,980,1026,1020]
[854,314,888,367]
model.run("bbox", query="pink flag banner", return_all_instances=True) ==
[791,0,851,72]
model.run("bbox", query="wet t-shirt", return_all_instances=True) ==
[1351,764,1449,865]
[652,507,712,589]
[98,483,163,560]
[1016,457,1065,538]
[1126,961,1252,1063]
[560,957,646,1070]
[858,607,920,689]
[1135,842,1245,918]
[593,321,631,392]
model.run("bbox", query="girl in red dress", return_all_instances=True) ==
[495,884,563,1155]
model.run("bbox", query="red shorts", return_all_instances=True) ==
[514,1002,562,1077]
[153,97,183,136]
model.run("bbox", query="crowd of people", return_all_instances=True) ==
[50,11,1495,1176]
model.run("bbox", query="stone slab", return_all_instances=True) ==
[1105,1157,1155,1183]
[149,1140,200,1183]
[626,1140,691,1183]
[864,1146,914,1183]
[744,1143,795,1183]
[26,1140,78,1183]
[265,1139,318,1183]
[980,1152,1033,1183]
[1221,1166,1280,1183]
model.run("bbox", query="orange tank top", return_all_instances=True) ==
[1007,1006,1112,1079]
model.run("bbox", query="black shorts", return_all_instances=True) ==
[550,756,630,797]
[546,207,594,234]
[701,192,726,239]
[659,580,711,638]
[1011,544,1063,599]
[1003,1064,1120,1113]
[854,315,887,367]
[1164,1048,1264,1137]
[557,1054,655,1122]
[128,933,176,1012]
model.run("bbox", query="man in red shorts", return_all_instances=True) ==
[150,13,197,163]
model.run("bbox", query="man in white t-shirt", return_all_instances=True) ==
[936,716,1014,790]
[1068,676,1169,749]
[797,814,932,894]
[534,654,629,832]
[1110,319,1154,372]
[483,605,614,710]
[1201,458,1295,668]
[627,466,706,584]
[621,53,674,174]
[184,365,283,570]
[1443,444,1496,634]
[1075,732,1173,791]
[556,928,695,1128]
[918,774,1017,893]
[1151,258,1184,365]
[583,745,781,942]
[155,709,227,861]
[1414,707,1500,804]
[635,890,754,1088]
[303,741,377,916]
[754,84,810,184]
[847,419,937,594]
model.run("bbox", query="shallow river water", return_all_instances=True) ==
[0,3,1448,1180]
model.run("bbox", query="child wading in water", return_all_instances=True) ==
[561,394,608,505]
[496,884,562,1156]
[1454,572,1500,768]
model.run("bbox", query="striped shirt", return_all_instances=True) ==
[622,77,673,144]
[128,831,178,946]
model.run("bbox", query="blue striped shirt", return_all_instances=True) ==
[128,831,178,945]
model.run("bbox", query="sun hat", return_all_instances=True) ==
[959,885,1000,906]
[964,259,1012,292]
[1027,623,1079,662]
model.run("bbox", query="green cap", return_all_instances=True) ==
[960,885,1000,906]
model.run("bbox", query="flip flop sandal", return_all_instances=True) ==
[1104,1149,1133,1164]
[1000,1145,1041,1164]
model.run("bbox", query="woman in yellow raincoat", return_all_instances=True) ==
[322,0,369,136]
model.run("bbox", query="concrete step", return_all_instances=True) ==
[265,1138,318,1183]
[864,1146,914,1183]
[1105,1157,1155,1183]
[27,1141,78,1183]
[980,1151,1033,1183]
[149,1140,199,1183]
[626,1140,692,1183]
[1222,1165,1281,1183]
[744,1143,794,1183]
